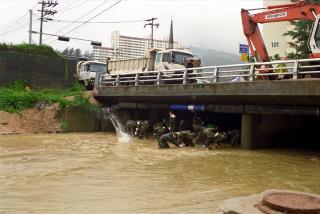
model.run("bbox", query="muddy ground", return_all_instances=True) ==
[0,104,61,135]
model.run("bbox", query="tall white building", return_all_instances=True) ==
[262,0,296,58]
[92,46,114,63]
[92,31,182,61]
[111,31,181,59]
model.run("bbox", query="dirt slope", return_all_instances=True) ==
[0,104,61,135]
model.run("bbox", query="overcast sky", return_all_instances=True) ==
[0,0,263,54]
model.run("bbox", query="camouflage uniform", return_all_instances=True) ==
[158,132,179,149]
[192,116,204,134]
[153,122,168,139]
[177,130,196,147]
[135,120,150,139]
[124,120,137,136]
[214,132,229,146]
[196,127,218,148]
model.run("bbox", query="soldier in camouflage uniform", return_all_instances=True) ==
[209,132,229,149]
[192,115,204,134]
[157,132,180,149]
[124,120,137,136]
[135,120,150,139]
[177,130,196,147]
[153,121,168,139]
[196,127,218,148]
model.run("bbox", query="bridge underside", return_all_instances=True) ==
[94,79,320,150]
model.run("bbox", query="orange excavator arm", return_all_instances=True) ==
[241,1,320,62]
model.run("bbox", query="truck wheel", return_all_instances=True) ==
[86,83,94,90]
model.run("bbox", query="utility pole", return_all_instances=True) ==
[38,0,58,45]
[144,17,159,49]
[29,10,33,44]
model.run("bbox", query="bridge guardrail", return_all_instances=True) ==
[98,58,320,87]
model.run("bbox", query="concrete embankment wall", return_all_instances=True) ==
[0,51,76,89]
[61,106,114,133]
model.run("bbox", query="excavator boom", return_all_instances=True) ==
[242,1,320,62]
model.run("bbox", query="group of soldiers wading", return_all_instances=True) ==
[124,111,240,149]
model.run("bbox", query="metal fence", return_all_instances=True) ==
[98,58,320,87]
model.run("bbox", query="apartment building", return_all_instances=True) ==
[92,31,182,61]
[92,46,114,63]
[262,0,296,58]
[111,31,181,59]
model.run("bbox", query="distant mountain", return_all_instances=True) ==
[189,46,241,66]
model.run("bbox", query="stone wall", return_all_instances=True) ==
[0,51,77,89]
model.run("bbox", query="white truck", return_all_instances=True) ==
[77,61,108,90]
[107,48,201,74]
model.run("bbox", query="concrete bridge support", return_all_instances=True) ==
[241,114,297,149]
[241,114,259,149]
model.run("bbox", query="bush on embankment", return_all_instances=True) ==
[0,81,96,113]
[0,43,63,59]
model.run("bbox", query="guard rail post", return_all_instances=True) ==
[156,71,161,85]
[135,73,139,86]
[211,66,218,83]
[249,63,255,81]
[183,69,188,84]
[116,75,120,86]
[292,60,299,80]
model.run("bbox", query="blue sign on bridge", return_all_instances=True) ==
[239,44,249,54]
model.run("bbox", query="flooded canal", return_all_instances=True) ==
[0,133,319,213]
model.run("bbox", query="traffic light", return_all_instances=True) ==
[58,36,70,42]
[91,41,102,47]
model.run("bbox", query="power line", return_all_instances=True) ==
[1,0,37,2]
[51,18,145,24]
[0,22,29,37]
[0,2,37,38]
[61,0,122,37]
[32,31,100,43]
[54,0,80,14]
[57,0,87,14]
[43,0,111,43]
[0,13,29,31]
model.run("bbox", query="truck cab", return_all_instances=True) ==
[154,49,201,71]
[77,61,108,90]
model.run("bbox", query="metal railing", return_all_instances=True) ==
[98,58,320,87]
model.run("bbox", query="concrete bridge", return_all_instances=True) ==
[94,58,320,149]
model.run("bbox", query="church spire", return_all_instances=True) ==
[169,18,174,49]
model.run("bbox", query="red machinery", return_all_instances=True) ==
[241,1,320,62]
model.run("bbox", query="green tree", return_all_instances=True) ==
[58,47,92,59]
[83,50,93,60]
[283,20,313,59]
[270,54,281,61]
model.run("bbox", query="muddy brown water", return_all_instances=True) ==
[0,133,319,213]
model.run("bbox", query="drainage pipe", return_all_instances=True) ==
[113,103,320,117]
